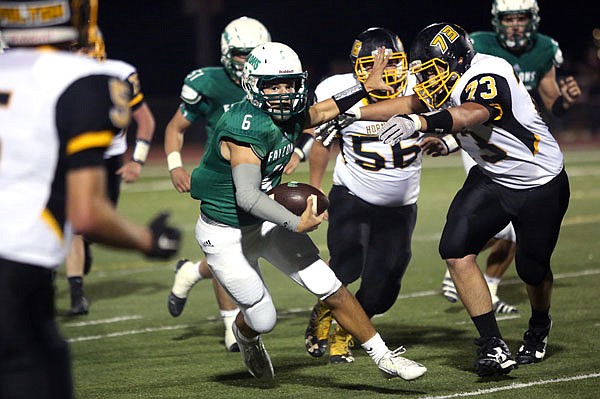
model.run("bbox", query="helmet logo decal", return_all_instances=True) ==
[0,1,70,27]
[350,39,362,58]
[430,25,459,53]
[246,53,261,69]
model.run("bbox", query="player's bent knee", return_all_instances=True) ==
[244,295,277,334]
[515,258,551,286]
[297,259,342,299]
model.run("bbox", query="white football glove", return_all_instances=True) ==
[377,114,422,145]
[314,112,358,147]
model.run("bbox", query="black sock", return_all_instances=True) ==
[529,307,551,329]
[68,276,84,297]
[472,311,502,338]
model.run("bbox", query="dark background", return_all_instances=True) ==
[98,0,600,142]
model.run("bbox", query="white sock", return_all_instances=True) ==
[361,333,389,364]
[191,261,202,280]
[172,261,202,298]
[221,309,239,329]
[484,274,501,298]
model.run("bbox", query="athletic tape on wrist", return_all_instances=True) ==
[167,151,183,171]
[132,139,150,165]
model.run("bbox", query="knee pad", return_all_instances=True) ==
[243,293,276,334]
[297,259,342,300]
[515,256,550,286]
[356,280,401,316]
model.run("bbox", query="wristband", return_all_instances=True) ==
[167,151,183,171]
[294,147,306,160]
[551,96,567,117]
[132,139,151,165]
[441,134,459,153]
[332,83,367,114]
[422,109,453,134]
[294,132,314,161]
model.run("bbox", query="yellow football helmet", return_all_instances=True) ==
[0,0,99,47]
[349,27,407,100]
[409,23,475,109]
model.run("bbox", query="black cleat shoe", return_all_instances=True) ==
[516,321,552,365]
[167,259,195,317]
[167,293,187,317]
[69,295,89,316]
[474,336,516,377]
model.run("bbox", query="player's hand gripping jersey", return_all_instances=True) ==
[0,49,131,268]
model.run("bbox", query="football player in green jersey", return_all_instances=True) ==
[165,17,270,352]
[188,41,427,382]
[441,0,581,314]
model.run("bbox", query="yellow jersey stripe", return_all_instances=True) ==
[41,208,63,241]
[66,130,113,155]
[130,93,144,108]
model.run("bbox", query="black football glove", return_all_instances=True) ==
[147,212,181,259]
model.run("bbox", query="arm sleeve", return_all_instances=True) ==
[232,164,301,231]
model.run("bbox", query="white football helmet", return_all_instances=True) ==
[220,16,271,84]
[492,0,540,51]
[242,42,308,121]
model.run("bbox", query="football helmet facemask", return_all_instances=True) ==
[220,16,271,84]
[409,23,475,109]
[0,0,99,47]
[349,27,407,100]
[242,42,308,122]
[492,0,540,52]
[73,26,106,60]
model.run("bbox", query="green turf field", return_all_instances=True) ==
[55,149,600,398]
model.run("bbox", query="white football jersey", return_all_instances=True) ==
[314,73,422,206]
[101,59,143,159]
[0,49,128,268]
[450,53,564,189]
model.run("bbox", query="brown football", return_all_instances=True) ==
[266,182,329,216]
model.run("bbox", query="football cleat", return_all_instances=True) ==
[304,300,332,358]
[493,298,519,314]
[328,325,355,364]
[69,295,89,316]
[167,259,199,317]
[232,323,274,380]
[377,347,427,380]
[442,270,459,303]
[474,336,517,377]
[225,325,240,353]
[516,320,552,364]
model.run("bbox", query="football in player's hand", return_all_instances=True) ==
[267,182,329,216]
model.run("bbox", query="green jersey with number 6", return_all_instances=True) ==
[469,31,563,92]
[178,66,245,139]
[190,100,306,227]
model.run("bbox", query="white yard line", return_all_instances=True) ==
[67,324,191,343]
[415,373,600,399]
[63,315,143,327]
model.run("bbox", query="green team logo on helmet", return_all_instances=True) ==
[246,53,261,70]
